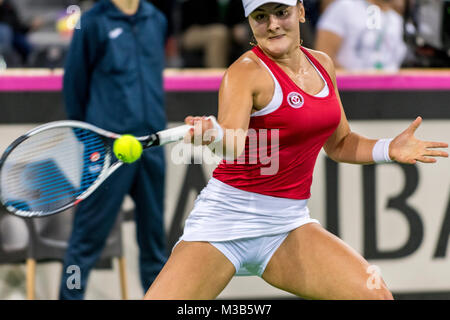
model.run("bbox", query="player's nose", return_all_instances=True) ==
[267,14,280,31]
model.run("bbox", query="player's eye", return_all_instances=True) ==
[254,13,267,22]
[276,8,289,18]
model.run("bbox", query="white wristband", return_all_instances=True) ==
[372,138,394,163]
[206,115,236,160]
[206,115,224,145]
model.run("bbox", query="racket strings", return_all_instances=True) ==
[3,131,98,188]
[0,127,108,213]
[3,163,103,209]
[4,141,104,192]
[4,139,105,169]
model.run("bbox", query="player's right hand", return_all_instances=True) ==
[184,116,217,146]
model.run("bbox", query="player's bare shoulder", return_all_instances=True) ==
[304,47,337,82]
[221,50,272,94]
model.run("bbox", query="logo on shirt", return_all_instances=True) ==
[287,92,304,109]
[109,27,123,39]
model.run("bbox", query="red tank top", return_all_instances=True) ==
[212,46,341,199]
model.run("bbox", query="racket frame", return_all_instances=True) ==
[0,121,162,218]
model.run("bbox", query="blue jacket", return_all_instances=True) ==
[63,0,167,136]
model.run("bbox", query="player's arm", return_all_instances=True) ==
[318,51,448,164]
[185,54,261,159]
[63,16,98,121]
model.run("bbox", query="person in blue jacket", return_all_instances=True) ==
[60,0,169,299]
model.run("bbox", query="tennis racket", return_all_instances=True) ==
[0,120,192,218]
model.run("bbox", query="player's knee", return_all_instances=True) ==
[383,290,394,300]
[366,285,394,300]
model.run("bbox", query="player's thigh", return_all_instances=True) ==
[143,240,236,300]
[262,223,393,300]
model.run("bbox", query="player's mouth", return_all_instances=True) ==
[268,34,285,40]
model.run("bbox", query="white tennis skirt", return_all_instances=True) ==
[179,177,319,242]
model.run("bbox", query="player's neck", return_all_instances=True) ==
[272,46,306,77]
[111,0,140,15]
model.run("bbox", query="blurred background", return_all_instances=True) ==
[0,0,449,69]
[0,0,449,300]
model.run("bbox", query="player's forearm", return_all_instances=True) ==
[326,132,379,164]
[187,116,248,161]
[209,125,248,161]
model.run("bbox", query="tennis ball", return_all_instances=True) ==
[113,134,143,163]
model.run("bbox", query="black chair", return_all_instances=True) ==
[0,206,128,300]
[0,208,34,299]
[0,209,29,264]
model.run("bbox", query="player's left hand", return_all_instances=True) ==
[389,116,448,164]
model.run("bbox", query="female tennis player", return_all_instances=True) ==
[144,0,448,300]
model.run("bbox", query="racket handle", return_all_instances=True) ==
[157,124,193,145]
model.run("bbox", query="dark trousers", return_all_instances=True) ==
[59,148,167,299]
[12,31,32,64]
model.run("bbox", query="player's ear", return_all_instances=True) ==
[298,2,305,23]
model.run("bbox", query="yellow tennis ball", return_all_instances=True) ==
[113,135,143,163]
